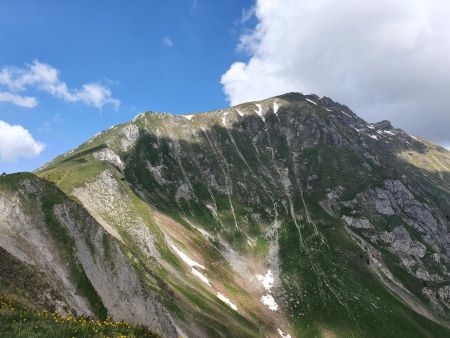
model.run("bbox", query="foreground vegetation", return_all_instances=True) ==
[0,295,159,338]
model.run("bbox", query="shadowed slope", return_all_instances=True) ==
[24,92,450,337]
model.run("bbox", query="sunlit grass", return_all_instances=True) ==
[0,295,159,338]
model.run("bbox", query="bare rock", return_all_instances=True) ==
[415,268,443,282]
[342,215,374,229]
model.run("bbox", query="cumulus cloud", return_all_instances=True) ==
[0,60,120,109]
[221,0,450,145]
[0,120,44,162]
[0,92,37,108]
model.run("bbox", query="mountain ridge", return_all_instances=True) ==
[1,92,449,337]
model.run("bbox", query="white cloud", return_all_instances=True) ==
[162,35,173,48]
[0,60,120,109]
[0,92,37,108]
[0,120,44,162]
[75,83,120,109]
[221,0,450,145]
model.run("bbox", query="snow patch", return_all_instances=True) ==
[368,134,378,140]
[257,270,278,311]
[352,126,361,134]
[255,103,264,121]
[367,124,375,129]
[261,294,278,311]
[256,270,274,291]
[217,292,238,311]
[325,108,332,112]
[191,268,211,286]
[306,98,317,105]
[187,220,213,240]
[182,114,194,120]
[222,111,229,126]
[273,100,280,115]
[237,109,244,117]
[341,110,352,118]
[384,130,396,136]
[205,203,217,214]
[170,244,205,269]
[277,328,292,338]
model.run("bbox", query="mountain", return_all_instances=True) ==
[1,92,449,337]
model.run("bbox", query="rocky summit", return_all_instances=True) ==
[1,92,449,337]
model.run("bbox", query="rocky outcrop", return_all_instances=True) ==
[0,175,179,338]
[343,179,448,264]
[0,178,94,317]
[342,215,374,229]
[72,169,161,260]
[20,92,450,335]
[92,148,124,170]
[379,226,427,257]
[438,286,450,309]
[53,202,178,337]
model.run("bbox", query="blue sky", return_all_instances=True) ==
[0,0,253,173]
[1,0,449,173]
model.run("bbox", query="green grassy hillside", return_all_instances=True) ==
[1,93,448,337]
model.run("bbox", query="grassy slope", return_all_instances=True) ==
[39,160,264,337]
[33,94,450,337]
[0,295,159,338]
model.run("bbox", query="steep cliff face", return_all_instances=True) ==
[0,173,178,337]
[1,92,449,337]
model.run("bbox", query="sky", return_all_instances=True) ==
[1,0,449,173]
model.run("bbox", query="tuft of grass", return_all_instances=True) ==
[0,295,159,338]
[253,237,269,258]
